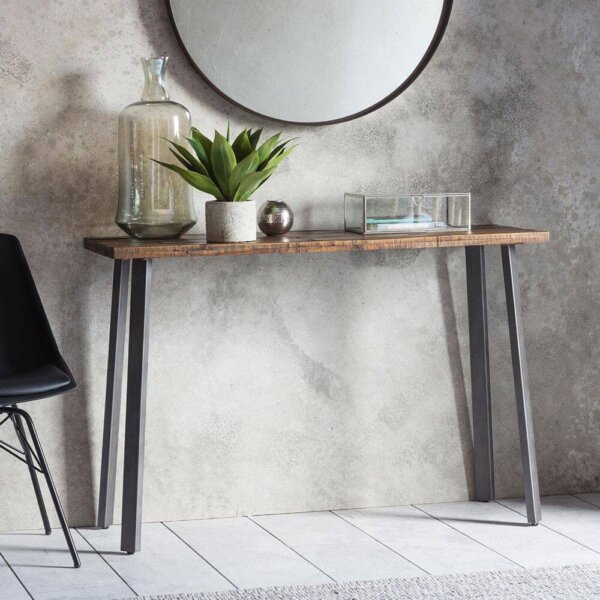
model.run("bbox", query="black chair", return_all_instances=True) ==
[0,234,80,568]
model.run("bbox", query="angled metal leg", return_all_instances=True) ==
[466,246,495,502]
[98,259,131,528]
[11,410,51,534]
[8,407,81,568]
[502,244,541,525]
[121,259,152,554]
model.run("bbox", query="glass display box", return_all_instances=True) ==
[344,193,471,234]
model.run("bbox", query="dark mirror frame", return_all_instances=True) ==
[166,0,453,126]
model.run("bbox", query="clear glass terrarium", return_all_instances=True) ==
[344,193,471,234]
[116,57,196,239]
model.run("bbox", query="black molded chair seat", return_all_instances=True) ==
[0,365,72,402]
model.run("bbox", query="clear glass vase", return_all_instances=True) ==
[116,57,196,239]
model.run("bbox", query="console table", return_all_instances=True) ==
[84,225,549,554]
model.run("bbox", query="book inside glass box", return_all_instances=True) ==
[344,193,471,234]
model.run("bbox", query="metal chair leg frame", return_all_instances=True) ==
[10,409,51,535]
[2,406,81,567]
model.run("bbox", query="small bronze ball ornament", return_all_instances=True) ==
[257,200,294,236]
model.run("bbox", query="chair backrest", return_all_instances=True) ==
[0,234,71,379]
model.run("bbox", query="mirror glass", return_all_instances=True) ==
[168,0,451,125]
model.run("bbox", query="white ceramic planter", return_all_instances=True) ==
[205,200,257,243]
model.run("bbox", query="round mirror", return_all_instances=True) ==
[167,0,452,125]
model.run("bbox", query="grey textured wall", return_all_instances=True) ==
[0,0,598,530]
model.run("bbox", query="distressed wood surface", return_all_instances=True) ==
[84,225,549,260]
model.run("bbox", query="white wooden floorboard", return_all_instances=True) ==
[335,505,518,575]
[79,522,234,595]
[0,554,30,600]
[253,511,424,582]
[498,495,600,555]
[0,529,132,600]
[166,517,331,590]
[419,500,600,569]
[575,492,600,509]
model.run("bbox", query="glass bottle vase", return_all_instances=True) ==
[116,57,196,239]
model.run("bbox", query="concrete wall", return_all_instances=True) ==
[0,0,598,530]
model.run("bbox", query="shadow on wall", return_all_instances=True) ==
[135,0,478,510]
[4,71,117,526]
[135,0,320,141]
[436,252,475,498]
[136,0,252,125]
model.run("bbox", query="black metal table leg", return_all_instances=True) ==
[466,246,495,502]
[501,244,541,525]
[98,259,131,528]
[121,259,152,554]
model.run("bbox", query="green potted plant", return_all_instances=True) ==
[153,124,296,242]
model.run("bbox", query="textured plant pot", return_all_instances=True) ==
[205,200,257,243]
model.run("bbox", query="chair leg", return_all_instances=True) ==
[14,408,81,568]
[10,410,51,535]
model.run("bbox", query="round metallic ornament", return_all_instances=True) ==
[257,200,294,236]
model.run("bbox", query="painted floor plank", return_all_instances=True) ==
[0,554,30,600]
[0,529,132,600]
[166,517,331,590]
[253,511,424,581]
[79,522,234,595]
[419,500,600,569]
[498,495,600,555]
[335,505,517,575]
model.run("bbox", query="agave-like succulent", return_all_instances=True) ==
[153,124,296,202]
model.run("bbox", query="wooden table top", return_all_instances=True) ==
[84,225,549,260]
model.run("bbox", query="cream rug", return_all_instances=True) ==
[120,563,600,599]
